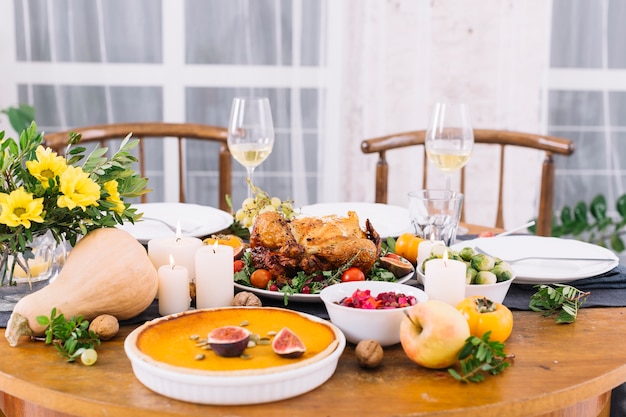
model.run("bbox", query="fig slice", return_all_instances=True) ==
[207,325,251,357]
[271,327,306,358]
[379,256,414,277]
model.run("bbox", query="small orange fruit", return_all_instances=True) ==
[203,234,246,259]
[394,233,425,265]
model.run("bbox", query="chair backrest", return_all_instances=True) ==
[43,122,232,212]
[360,129,575,236]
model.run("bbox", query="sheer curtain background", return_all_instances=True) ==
[341,0,550,229]
[1,0,624,233]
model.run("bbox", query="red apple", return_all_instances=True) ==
[400,299,470,369]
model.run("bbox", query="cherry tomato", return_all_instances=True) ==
[456,296,514,342]
[394,233,424,265]
[341,267,365,282]
[233,259,245,273]
[250,269,273,289]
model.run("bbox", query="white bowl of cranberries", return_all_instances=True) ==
[320,281,428,347]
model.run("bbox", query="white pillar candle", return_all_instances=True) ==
[423,251,466,306]
[195,244,234,308]
[157,256,191,316]
[417,239,445,267]
[148,236,203,281]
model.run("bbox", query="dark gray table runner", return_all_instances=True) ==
[2,264,626,327]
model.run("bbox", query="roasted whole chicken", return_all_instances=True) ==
[249,211,382,278]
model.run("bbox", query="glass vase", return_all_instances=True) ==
[0,230,68,312]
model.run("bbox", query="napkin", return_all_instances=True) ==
[503,264,626,310]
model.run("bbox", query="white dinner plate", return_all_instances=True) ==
[451,235,619,284]
[298,202,412,238]
[118,203,233,244]
[234,269,415,303]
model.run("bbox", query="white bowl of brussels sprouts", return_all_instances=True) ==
[417,246,516,304]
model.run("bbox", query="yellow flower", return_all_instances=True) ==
[103,180,125,214]
[25,145,68,188]
[57,165,101,211]
[0,188,45,228]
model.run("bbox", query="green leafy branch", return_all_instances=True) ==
[448,331,513,383]
[1,104,35,134]
[529,284,589,324]
[36,308,101,362]
[545,194,626,254]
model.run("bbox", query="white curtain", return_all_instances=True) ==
[340,0,551,229]
[1,0,625,232]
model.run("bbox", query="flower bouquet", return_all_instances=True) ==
[0,122,149,286]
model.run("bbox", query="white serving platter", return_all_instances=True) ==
[117,203,233,243]
[298,202,412,238]
[451,235,618,284]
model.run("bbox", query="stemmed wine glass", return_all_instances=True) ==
[425,102,474,190]
[227,97,275,198]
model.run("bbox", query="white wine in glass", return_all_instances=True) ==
[425,102,474,189]
[227,97,275,197]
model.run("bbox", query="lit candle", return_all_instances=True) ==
[195,243,234,308]
[158,254,191,316]
[147,220,202,281]
[416,236,445,267]
[423,249,466,306]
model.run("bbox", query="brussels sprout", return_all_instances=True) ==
[474,270,497,285]
[470,254,496,271]
[458,247,475,262]
[450,251,463,261]
[492,261,514,282]
[465,267,478,284]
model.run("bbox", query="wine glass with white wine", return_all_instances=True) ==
[425,102,474,190]
[227,97,275,198]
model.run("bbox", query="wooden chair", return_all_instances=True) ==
[43,122,232,212]
[360,129,575,236]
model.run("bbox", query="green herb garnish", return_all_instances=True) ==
[36,308,101,362]
[448,331,513,383]
[529,284,590,324]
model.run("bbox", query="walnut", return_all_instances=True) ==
[89,314,120,341]
[232,291,262,307]
[355,339,384,369]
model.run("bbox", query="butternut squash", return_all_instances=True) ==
[5,227,158,346]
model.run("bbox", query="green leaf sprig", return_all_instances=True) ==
[529,284,589,324]
[549,193,626,254]
[36,308,101,362]
[448,331,514,383]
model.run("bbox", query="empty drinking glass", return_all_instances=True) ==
[408,189,464,246]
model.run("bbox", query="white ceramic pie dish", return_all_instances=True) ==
[124,307,346,405]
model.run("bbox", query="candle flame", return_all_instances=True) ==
[175,219,182,242]
[429,232,435,242]
[212,240,218,254]
[169,254,176,269]
[443,249,448,267]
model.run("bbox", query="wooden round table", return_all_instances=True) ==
[1,307,626,417]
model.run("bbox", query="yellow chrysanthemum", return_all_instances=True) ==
[57,165,100,211]
[103,180,125,214]
[0,188,45,228]
[25,145,68,188]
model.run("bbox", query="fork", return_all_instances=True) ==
[474,246,615,263]
[141,217,204,234]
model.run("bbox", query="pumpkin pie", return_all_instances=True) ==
[129,307,340,376]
